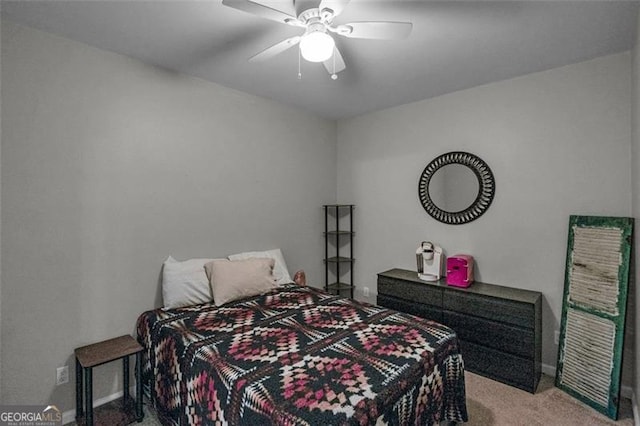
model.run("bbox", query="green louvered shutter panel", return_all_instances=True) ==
[555,215,633,420]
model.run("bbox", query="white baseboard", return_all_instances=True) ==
[542,363,633,400]
[541,362,556,377]
[62,386,136,425]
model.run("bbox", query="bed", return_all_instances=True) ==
[136,284,468,425]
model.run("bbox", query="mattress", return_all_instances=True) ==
[136,284,467,425]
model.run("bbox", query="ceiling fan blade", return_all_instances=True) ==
[338,21,413,40]
[222,0,297,25]
[318,0,350,18]
[249,36,301,62]
[323,46,346,75]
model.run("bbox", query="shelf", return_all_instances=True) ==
[324,231,355,236]
[324,203,354,299]
[326,282,354,291]
[325,256,354,263]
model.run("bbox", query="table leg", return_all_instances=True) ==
[75,358,83,421]
[123,356,130,404]
[85,367,93,426]
[136,351,143,422]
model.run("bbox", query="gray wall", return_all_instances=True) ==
[633,8,640,414]
[336,53,632,378]
[0,16,3,393]
[0,21,336,410]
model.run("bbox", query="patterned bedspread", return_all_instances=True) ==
[136,284,467,425]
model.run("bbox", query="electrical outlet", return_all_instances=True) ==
[363,287,370,297]
[56,366,69,385]
[554,330,560,345]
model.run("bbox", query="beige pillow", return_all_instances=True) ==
[205,258,277,306]
[228,248,292,285]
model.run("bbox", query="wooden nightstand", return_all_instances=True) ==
[75,335,144,426]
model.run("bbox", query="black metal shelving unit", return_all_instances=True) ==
[323,204,354,298]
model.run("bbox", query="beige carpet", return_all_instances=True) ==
[120,372,635,425]
[465,372,634,426]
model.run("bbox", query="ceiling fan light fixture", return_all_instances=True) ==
[299,27,335,63]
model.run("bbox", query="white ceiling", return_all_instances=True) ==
[2,1,638,120]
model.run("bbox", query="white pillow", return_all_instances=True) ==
[205,258,278,306]
[162,256,216,309]
[228,248,292,285]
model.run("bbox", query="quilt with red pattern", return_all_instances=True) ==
[136,284,467,425]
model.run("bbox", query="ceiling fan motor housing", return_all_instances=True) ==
[298,8,332,26]
[294,0,327,17]
[306,21,328,35]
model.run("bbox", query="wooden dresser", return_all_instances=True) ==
[377,268,542,393]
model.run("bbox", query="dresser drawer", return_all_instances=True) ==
[378,276,442,307]
[377,268,541,393]
[377,294,443,323]
[443,291,534,329]
[443,310,534,359]
[461,340,538,393]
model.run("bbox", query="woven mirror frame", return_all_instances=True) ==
[418,151,495,225]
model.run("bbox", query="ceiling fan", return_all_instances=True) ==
[221,0,413,79]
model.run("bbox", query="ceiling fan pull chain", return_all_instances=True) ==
[298,46,302,80]
[331,46,338,80]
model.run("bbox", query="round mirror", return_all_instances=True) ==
[428,164,480,213]
[418,152,495,225]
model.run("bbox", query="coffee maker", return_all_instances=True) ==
[416,241,443,282]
